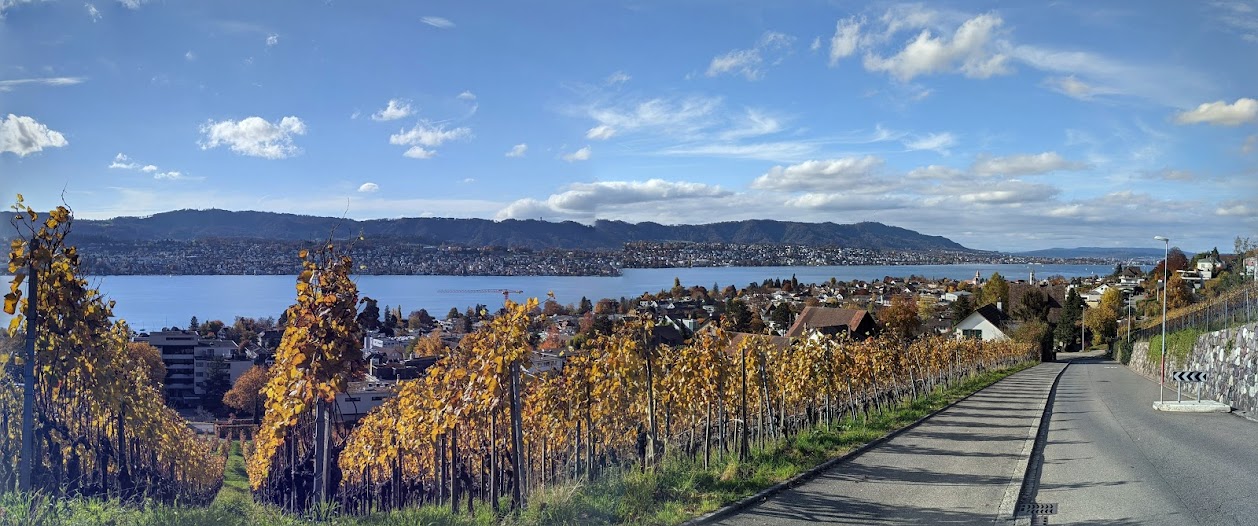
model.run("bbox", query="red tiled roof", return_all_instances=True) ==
[785,306,872,338]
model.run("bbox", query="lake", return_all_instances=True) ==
[3,264,1114,331]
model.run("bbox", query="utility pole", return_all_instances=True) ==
[19,240,38,492]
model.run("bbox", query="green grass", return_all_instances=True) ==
[2,361,1034,526]
[1149,328,1204,367]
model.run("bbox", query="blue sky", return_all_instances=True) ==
[1,0,1255,252]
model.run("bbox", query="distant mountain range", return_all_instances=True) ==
[1011,247,1185,261]
[30,209,975,252]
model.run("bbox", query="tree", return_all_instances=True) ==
[949,295,973,322]
[980,272,1009,310]
[881,294,922,341]
[407,309,435,331]
[1013,290,1051,322]
[577,296,593,315]
[189,316,200,332]
[769,304,794,331]
[725,299,754,332]
[203,319,225,337]
[1085,288,1122,345]
[446,307,461,320]
[202,357,232,412]
[126,342,166,391]
[1166,272,1193,309]
[407,329,448,357]
[1054,288,1083,349]
[357,297,382,331]
[223,366,268,416]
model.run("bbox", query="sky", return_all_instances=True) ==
[1,0,1256,253]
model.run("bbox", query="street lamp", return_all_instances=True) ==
[1154,235,1170,402]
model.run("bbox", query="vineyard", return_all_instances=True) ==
[329,302,1035,518]
[1,201,225,504]
[2,198,1036,524]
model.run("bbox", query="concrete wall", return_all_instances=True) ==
[1126,322,1258,414]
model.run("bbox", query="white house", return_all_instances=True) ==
[943,290,973,303]
[954,304,1011,341]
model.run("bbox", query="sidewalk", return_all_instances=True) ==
[715,362,1066,525]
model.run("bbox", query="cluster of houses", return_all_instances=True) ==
[142,253,1258,424]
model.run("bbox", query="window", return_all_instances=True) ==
[343,397,361,402]
[962,329,983,340]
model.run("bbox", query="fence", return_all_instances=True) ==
[1130,282,1258,342]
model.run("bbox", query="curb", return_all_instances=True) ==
[683,361,1041,526]
[996,361,1070,525]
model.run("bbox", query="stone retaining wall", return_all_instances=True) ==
[1126,322,1258,414]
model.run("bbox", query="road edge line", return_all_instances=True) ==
[996,360,1070,525]
[683,361,1042,526]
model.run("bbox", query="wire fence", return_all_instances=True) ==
[1130,282,1258,341]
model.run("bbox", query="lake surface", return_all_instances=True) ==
[3,264,1114,331]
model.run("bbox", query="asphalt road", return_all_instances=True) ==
[715,363,1065,525]
[1034,351,1258,525]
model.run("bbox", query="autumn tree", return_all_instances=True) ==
[1085,287,1122,345]
[126,341,166,391]
[223,365,268,416]
[949,294,973,322]
[1166,272,1193,309]
[979,272,1010,310]
[881,294,922,342]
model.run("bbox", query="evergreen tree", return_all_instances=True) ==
[357,297,382,331]
[1054,288,1083,349]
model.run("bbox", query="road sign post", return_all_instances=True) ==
[1170,371,1207,402]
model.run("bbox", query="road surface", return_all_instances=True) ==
[716,363,1064,525]
[1034,352,1258,525]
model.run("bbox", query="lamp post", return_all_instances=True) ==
[1154,235,1170,403]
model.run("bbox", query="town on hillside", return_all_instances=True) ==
[109,245,1256,423]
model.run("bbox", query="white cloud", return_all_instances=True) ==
[1174,98,1258,126]
[86,3,100,21]
[655,141,816,161]
[1010,45,1210,108]
[751,156,884,191]
[863,13,1011,81]
[907,164,966,180]
[199,116,306,159]
[140,164,158,172]
[456,91,476,101]
[152,170,198,181]
[605,71,631,85]
[706,31,795,80]
[586,125,616,140]
[904,132,956,154]
[1244,134,1258,154]
[109,153,138,169]
[421,16,454,28]
[0,77,86,92]
[185,51,196,61]
[971,151,1087,176]
[829,16,863,66]
[786,193,909,211]
[562,146,592,162]
[371,99,414,121]
[117,0,146,8]
[496,179,731,220]
[389,122,471,158]
[955,180,1059,205]
[0,114,68,157]
[358,182,379,193]
[461,178,476,184]
[1043,75,1118,101]
[1216,200,1254,218]
[266,34,279,46]
[810,37,821,52]
[1146,168,1196,181]
[587,96,721,137]
[506,143,528,157]
[1209,1,1258,44]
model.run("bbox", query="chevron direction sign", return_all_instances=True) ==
[1171,371,1208,382]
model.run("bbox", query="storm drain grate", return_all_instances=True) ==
[1018,502,1058,515]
